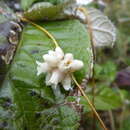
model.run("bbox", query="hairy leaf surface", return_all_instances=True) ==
[1,20,93,130]
[86,8,116,47]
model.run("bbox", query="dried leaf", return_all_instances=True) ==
[23,1,75,21]
[86,8,116,47]
[24,1,116,47]
[0,1,22,65]
[76,7,116,47]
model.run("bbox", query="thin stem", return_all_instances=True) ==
[77,7,96,103]
[77,7,96,61]
[108,110,116,130]
[72,75,108,130]
[77,7,97,130]
[20,17,59,48]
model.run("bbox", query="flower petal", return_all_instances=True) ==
[36,61,49,75]
[64,53,73,61]
[70,60,84,71]
[62,75,72,91]
[58,60,70,72]
[48,50,56,56]
[45,73,52,86]
[43,54,58,66]
[55,47,64,59]
[48,69,63,86]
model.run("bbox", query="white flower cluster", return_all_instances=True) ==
[36,47,84,91]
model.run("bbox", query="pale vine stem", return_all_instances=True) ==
[77,7,96,104]
[72,75,107,130]
[20,16,107,130]
[77,7,97,130]
[20,17,59,48]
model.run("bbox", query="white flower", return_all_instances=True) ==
[36,62,50,76]
[76,0,93,5]
[59,53,84,72]
[36,47,84,91]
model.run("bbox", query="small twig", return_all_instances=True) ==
[108,110,116,130]
[77,7,96,61]
[77,7,97,130]
[72,75,108,130]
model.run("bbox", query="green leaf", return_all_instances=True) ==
[82,87,122,111]
[67,87,122,111]
[10,20,92,85]
[21,0,38,10]
[39,105,80,129]
[1,20,92,129]
[95,61,117,83]
[23,1,70,21]
[39,0,64,4]
[121,116,130,130]
[21,0,65,10]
